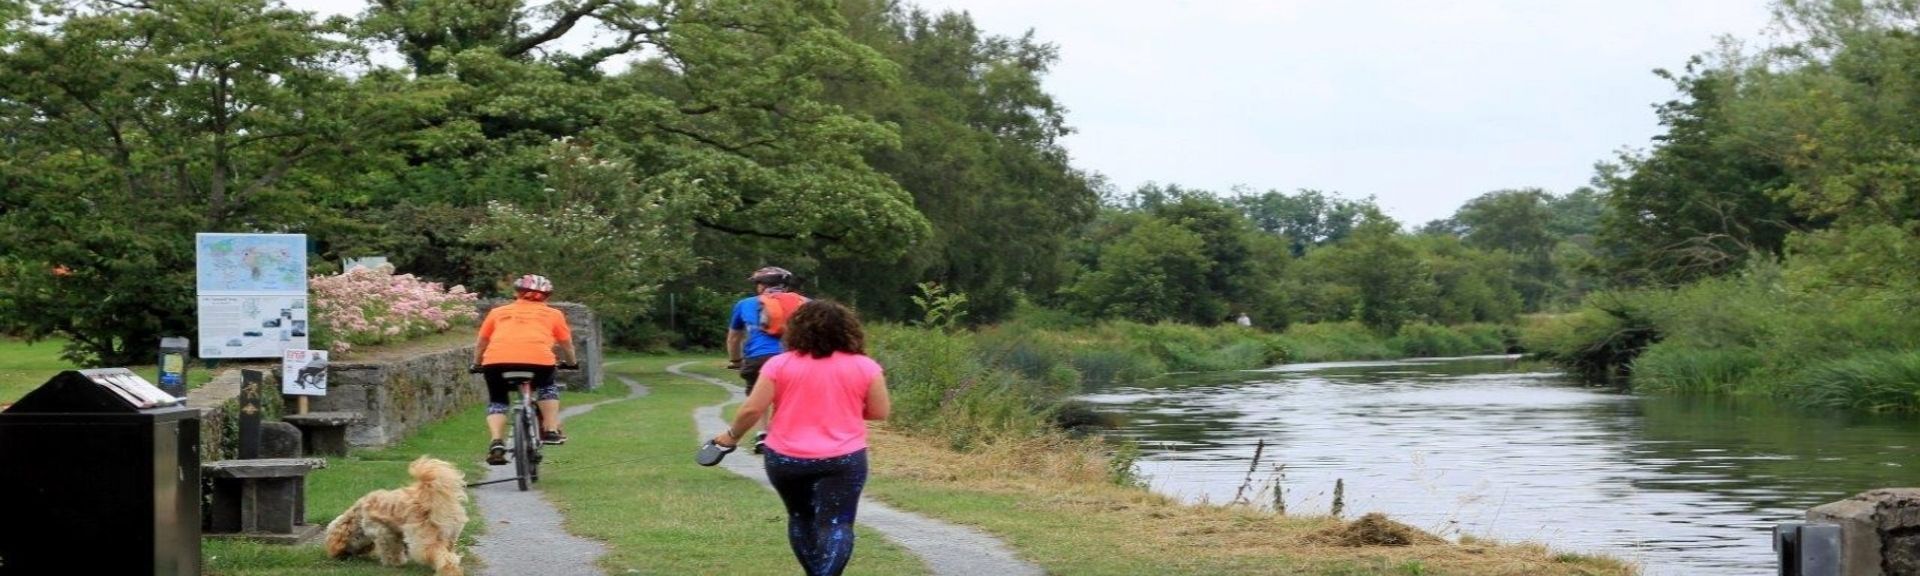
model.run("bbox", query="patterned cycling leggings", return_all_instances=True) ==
[763,448,868,576]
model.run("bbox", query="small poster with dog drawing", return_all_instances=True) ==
[282,349,329,396]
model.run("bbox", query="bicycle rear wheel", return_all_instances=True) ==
[511,406,532,491]
[528,411,543,483]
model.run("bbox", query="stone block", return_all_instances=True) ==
[1807,487,1920,576]
[260,421,303,458]
[284,411,362,457]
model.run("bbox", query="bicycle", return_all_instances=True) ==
[468,363,577,491]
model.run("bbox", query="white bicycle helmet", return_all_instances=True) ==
[512,274,554,294]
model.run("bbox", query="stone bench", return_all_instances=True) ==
[282,411,364,457]
[203,458,327,544]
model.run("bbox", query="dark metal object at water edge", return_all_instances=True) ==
[1775,523,1843,576]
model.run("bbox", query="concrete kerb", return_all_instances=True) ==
[668,361,1045,576]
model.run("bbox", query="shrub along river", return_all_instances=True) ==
[1080,355,1918,575]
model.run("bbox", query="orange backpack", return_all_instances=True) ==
[757,292,810,336]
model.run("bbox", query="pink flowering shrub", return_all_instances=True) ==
[310,267,478,354]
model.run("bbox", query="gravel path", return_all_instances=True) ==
[468,377,649,576]
[670,361,1045,576]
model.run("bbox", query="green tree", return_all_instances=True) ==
[1235,189,1379,256]
[1594,57,1798,286]
[1289,216,1428,331]
[1066,218,1214,323]
[0,0,429,363]
[808,3,1095,322]
[466,140,695,321]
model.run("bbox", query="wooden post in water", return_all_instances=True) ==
[1332,478,1345,518]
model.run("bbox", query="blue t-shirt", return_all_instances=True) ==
[730,296,785,359]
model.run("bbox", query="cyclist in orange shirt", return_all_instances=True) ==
[472,274,579,466]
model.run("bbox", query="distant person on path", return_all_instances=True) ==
[726,266,809,454]
[713,300,891,576]
[1236,312,1253,327]
[473,274,578,465]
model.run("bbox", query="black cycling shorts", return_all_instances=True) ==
[482,364,559,414]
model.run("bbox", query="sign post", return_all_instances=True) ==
[281,349,328,415]
[238,369,265,459]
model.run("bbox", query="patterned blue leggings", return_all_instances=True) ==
[763,448,868,576]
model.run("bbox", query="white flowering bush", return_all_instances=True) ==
[311,266,479,354]
[466,140,693,319]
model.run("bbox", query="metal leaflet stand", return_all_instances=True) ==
[157,336,191,399]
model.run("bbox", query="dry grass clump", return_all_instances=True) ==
[866,428,1638,576]
[1310,513,1448,547]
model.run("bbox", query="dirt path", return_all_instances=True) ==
[670,361,1045,576]
[467,376,648,576]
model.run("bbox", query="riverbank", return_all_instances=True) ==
[853,322,1632,574]
[661,354,1632,575]
[1523,269,1920,413]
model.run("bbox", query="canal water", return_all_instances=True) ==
[1079,356,1919,575]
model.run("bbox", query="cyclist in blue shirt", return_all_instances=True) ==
[727,266,808,454]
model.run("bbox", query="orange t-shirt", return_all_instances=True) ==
[478,300,572,366]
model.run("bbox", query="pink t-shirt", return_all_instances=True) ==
[762,351,882,459]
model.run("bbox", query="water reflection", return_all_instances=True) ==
[1082,356,1920,576]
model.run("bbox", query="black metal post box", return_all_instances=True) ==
[0,368,201,575]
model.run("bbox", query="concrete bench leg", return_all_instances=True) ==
[207,478,243,533]
[304,426,350,457]
[241,477,302,535]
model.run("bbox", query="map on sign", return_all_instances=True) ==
[197,234,308,294]
[197,233,309,359]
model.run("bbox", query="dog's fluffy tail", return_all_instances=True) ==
[409,456,468,529]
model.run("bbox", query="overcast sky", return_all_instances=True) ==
[287,0,1779,225]
[906,1,1779,224]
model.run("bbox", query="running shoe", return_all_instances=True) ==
[486,441,508,466]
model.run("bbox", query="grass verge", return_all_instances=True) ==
[0,338,216,403]
[204,404,490,575]
[536,353,928,576]
[860,429,1636,576]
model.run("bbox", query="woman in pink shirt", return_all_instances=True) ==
[713,300,891,576]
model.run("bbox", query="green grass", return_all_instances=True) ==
[1,338,218,403]
[539,353,928,576]
[1789,350,1920,412]
[204,403,491,575]
[0,338,73,402]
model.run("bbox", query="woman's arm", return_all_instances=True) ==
[715,373,776,447]
[864,374,891,421]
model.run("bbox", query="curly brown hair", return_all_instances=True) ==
[782,300,865,358]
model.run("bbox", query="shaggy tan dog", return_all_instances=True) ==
[326,456,468,575]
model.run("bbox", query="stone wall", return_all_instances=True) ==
[308,342,483,447]
[185,370,243,460]
[474,300,604,391]
[184,302,602,450]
